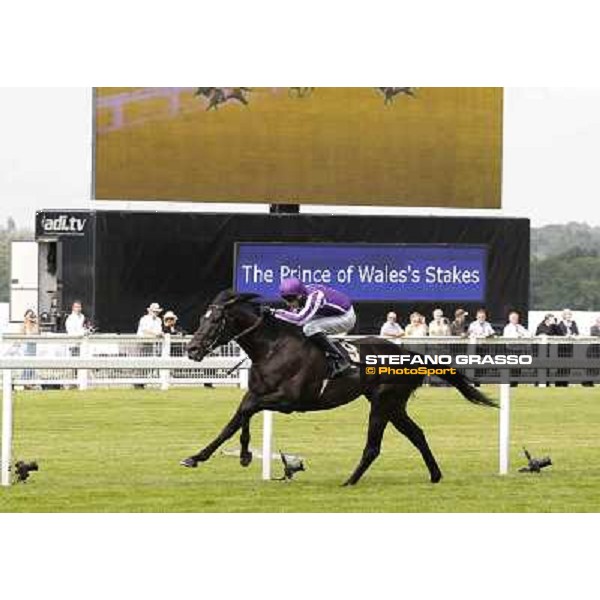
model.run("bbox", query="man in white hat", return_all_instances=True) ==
[137,302,164,337]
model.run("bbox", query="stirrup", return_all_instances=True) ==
[328,358,353,379]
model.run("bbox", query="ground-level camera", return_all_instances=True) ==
[518,448,552,473]
[279,452,305,481]
[13,461,39,483]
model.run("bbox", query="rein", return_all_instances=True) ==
[222,313,264,376]
[203,304,265,355]
[231,314,264,343]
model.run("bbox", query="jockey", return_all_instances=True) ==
[273,277,357,378]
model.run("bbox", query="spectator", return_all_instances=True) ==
[590,316,600,337]
[468,309,495,338]
[503,311,531,338]
[65,300,88,336]
[137,302,164,337]
[21,309,39,336]
[21,309,39,389]
[535,313,559,336]
[404,312,428,337]
[163,311,184,335]
[379,311,404,338]
[557,308,579,336]
[135,302,163,390]
[450,308,469,337]
[428,308,451,337]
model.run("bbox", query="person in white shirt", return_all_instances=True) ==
[428,308,451,337]
[468,309,496,338]
[65,301,87,336]
[503,311,531,338]
[380,311,404,338]
[137,302,164,337]
[404,312,428,337]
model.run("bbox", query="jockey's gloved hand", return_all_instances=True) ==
[260,305,276,316]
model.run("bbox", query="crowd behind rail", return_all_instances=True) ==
[379,307,597,339]
[5,301,600,390]
[20,300,600,340]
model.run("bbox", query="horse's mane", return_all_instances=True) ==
[217,290,305,340]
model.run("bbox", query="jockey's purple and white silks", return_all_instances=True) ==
[274,284,353,327]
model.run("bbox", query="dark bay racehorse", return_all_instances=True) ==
[182,290,496,485]
[377,87,417,105]
[194,87,251,110]
[288,87,315,98]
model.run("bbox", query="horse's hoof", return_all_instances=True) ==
[431,472,443,484]
[180,457,198,468]
[342,480,355,487]
[240,453,253,468]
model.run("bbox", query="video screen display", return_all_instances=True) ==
[94,87,502,208]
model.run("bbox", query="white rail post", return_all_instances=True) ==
[539,335,548,388]
[499,383,511,475]
[1,369,13,487]
[262,411,273,481]
[77,337,89,391]
[160,335,171,391]
[239,366,249,390]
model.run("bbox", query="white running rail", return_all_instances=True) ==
[96,87,198,133]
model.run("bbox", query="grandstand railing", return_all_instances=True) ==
[0,334,248,389]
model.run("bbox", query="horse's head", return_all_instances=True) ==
[187,290,261,362]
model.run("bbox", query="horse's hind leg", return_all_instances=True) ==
[343,405,389,486]
[389,409,442,483]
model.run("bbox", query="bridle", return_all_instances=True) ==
[201,302,265,355]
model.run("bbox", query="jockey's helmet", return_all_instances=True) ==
[279,277,307,300]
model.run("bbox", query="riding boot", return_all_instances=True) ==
[308,332,353,379]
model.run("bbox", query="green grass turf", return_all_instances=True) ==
[1,385,599,512]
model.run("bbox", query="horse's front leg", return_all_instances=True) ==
[181,393,257,468]
[239,416,253,467]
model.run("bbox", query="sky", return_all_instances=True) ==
[1,87,600,230]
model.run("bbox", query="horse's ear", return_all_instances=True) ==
[221,289,239,307]
[236,293,262,304]
[223,292,261,306]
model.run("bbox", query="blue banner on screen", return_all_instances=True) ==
[234,243,487,302]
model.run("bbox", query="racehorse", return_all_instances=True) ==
[377,87,417,105]
[182,290,497,485]
[194,87,252,110]
[288,87,315,98]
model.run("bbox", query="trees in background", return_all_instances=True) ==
[0,219,599,309]
[530,223,600,310]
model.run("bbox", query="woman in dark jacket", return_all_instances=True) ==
[535,314,560,336]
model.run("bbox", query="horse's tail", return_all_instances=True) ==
[438,369,498,408]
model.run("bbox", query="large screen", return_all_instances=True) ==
[94,87,502,208]
[234,243,487,302]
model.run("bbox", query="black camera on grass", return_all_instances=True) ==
[518,448,552,473]
[14,461,39,483]
[279,452,305,480]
